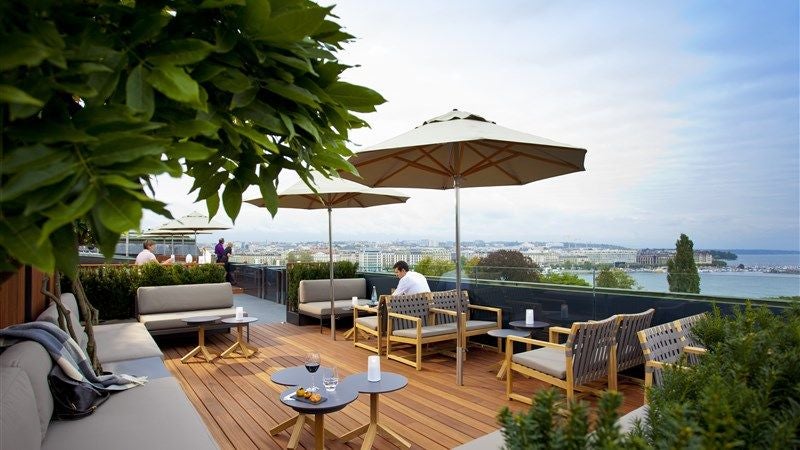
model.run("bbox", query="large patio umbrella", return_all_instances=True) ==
[160,211,231,258]
[340,110,587,384]
[245,176,409,339]
[141,227,212,255]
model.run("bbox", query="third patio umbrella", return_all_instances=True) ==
[245,176,409,339]
[340,109,587,384]
[161,211,231,259]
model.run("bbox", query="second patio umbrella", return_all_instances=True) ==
[161,211,231,259]
[246,177,409,339]
[341,109,587,384]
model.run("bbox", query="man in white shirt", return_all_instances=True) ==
[135,240,174,265]
[392,261,430,296]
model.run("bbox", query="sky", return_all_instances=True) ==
[142,1,800,250]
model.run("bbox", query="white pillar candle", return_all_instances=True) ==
[236,307,244,320]
[352,296,359,307]
[525,309,534,325]
[367,355,381,382]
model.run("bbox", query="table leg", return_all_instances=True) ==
[314,413,325,450]
[287,414,307,450]
[221,324,259,358]
[340,393,411,450]
[181,325,216,363]
[344,326,356,340]
[270,414,300,435]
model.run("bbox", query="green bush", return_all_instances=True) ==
[286,261,359,312]
[62,263,225,320]
[499,303,800,449]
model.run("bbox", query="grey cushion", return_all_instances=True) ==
[0,340,54,438]
[392,323,456,338]
[93,322,163,363]
[37,295,89,350]
[101,357,171,380]
[0,366,42,449]
[298,278,366,303]
[298,300,357,317]
[136,282,232,315]
[616,405,649,433]
[42,377,219,450]
[356,316,379,330]
[465,320,497,331]
[512,347,567,379]
[138,308,237,331]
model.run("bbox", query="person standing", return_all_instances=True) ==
[135,240,174,265]
[224,242,235,284]
[392,261,430,295]
[215,238,225,263]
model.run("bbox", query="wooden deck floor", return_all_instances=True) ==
[160,323,644,450]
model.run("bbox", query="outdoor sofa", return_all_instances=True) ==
[136,282,241,336]
[297,278,370,331]
[0,292,218,449]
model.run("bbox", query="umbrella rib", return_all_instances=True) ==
[371,151,452,185]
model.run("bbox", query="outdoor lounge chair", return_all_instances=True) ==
[386,292,459,370]
[352,295,389,354]
[506,315,618,404]
[429,290,502,351]
[637,318,707,402]
[674,312,706,365]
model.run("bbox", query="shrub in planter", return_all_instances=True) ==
[286,261,358,312]
[498,303,800,449]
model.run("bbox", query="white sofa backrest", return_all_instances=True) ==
[0,340,55,444]
[298,278,366,303]
[136,283,233,315]
[36,293,88,350]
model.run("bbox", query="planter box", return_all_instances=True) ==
[286,308,301,326]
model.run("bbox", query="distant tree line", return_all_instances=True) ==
[708,250,737,260]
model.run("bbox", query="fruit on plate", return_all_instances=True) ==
[309,393,322,403]
[295,387,306,397]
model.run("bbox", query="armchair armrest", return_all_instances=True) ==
[548,326,572,343]
[469,304,502,325]
[684,346,707,355]
[507,334,565,351]
[430,307,458,317]
[387,312,423,323]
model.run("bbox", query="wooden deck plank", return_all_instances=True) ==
[161,322,644,449]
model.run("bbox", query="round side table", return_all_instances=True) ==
[220,317,259,358]
[280,385,358,450]
[339,372,411,449]
[180,316,221,363]
[487,329,530,380]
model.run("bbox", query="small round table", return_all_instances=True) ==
[280,385,358,450]
[339,372,411,449]
[487,329,530,380]
[180,316,220,363]
[220,317,259,359]
[508,320,551,351]
[270,366,338,449]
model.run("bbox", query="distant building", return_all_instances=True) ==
[694,251,713,265]
[360,249,382,272]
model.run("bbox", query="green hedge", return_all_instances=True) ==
[62,264,226,321]
[287,261,359,312]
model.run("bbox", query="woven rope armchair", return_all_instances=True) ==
[352,295,389,355]
[506,315,619,404]
[386,292,461,370]
[429,290,502,351]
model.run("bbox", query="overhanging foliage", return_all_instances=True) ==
[0,0,385,279]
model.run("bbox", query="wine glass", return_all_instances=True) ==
[304,352,320,392]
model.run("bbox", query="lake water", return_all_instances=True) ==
[577,270,799,299]
[728,253,800,268]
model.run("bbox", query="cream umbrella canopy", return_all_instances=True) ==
[246,177,409,340]
[340,110,587,384]
[160,211,231,259]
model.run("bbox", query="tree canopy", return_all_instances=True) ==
[595,268,639,289]
[539,271,590,287]
[415,256,455,277]
[0,0,385,279]
[667,233,701,293]
[475,250,540,282]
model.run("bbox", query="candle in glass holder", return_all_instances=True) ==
[525,309,534,325]
[367,355,381,382]
[235,307,244,320]
[352,296,358,307]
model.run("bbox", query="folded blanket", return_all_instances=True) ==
[0,321,147,391]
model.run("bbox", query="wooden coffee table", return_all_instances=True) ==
[180,316,221,363]
[338,372,411,449]
[220,317,259,359]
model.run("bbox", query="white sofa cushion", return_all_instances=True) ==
[0,340,54,438]
[93,322,163,363]
[298,278,367,303]
[298,299,356,317]
[0,366,42,449]
[512,347,567,379]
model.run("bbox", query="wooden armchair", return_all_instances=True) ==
[429,290,502,350]
[353,295,389,355]
[616,309,655,373]
[506,315,618,404]
[386,292,459,370]
[637,319,707,402]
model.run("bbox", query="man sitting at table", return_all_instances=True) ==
[392,261,431,296]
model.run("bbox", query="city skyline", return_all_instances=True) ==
[141,1,799,251]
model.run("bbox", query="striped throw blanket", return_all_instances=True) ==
[0,321,147,391]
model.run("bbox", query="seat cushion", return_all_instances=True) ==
[0,366,42,449]
[356,316,379,330]
[616,405,649,433]
[512,347,567,379]
[93,322,163,363]
[42,377,218,450]
[465,320,497,331]
[101,357,171,380]
[138,308,238,331]
[298,278,366,303]
[392,323,456,338]
[0,340,54,438]
[298,300,355,317]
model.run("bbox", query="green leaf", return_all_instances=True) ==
[290,111,320,142]
[89,136,168,166]
[222,179,242,219]
[230,87,258,109]
[237,101,287,134]
[169,142,217,161]
[146,39,216,65]
[234,125,279,153]
[240,0,272,36]
[252,6,330,43]
[221,121,242,148]
[0,85,44,107]
[197,172,228,200]
[168,120,219,138]
[146,64,202,107]
[265,79,319,107]
[50,225,78,280]
[0,144,60,174]
[40,188,98,245]
[257,167,280,216]
[97,190,142,233]
[211,68,252,93]
[23,176,79,215]
[200,0,246,9]
[0,218,55,273]
[266,51,316,75]
[205,192,220,218]
[191,63,227,82]
[126,64,155,119]
[8,122,96,144]
[0,33,51,71]
[104,158,171,176]
[327,81,386,113]
[77,62,114,74]
[129,12,171,45]
[99,175,142,190]
[0,160,77,201]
